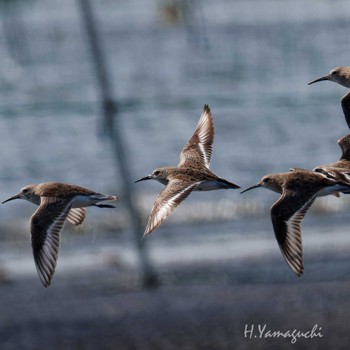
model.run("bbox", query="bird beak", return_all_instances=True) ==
[308,74,330,85]
[135,175,152,183]
[240,183,261,194]
[2,193,21,204]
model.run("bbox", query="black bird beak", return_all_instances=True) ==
[240,183,261,194]
[135,175,152,183]
[2,193,21,204]
[308,75,330,85]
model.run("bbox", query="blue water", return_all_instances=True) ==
[1,0,350,224]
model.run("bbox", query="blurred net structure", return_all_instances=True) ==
[78,0,158,287]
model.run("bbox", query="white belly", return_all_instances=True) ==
[318,184,350,197]
[71,195,103,208]
[195,180,228,191]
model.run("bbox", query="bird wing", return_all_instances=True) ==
[178,105,214,170]
[341,92,350,129]
[30,197,73,287]
[271,188,318,276]
[314,166,350,183]
[144,179,200,237]
[67,207,86,226]
[338,134,350,161]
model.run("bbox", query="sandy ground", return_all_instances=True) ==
[0,250,350,350]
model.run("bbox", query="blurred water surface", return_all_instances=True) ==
[0,0,350,268]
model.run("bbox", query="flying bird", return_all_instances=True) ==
[309,66,350,129]
[135,105,240,237]
[2,182,118,287]
[241,170,350,276]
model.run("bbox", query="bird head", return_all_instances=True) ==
[241,174,283,194]
[308,66,350,88]
[135,167,170,185]
[2,184,39,204]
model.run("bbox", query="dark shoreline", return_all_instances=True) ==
[0,249,349,350]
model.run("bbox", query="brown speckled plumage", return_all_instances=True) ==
[313,134,350,186]
[338,134,350,161]
[2,183,118,287]
[241,170,350,276]
[33,182,97,198]
[136,105,240,237]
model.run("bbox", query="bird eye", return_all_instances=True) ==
[154,170,160,176]
[331,70,337,76]
[263,177,270,183]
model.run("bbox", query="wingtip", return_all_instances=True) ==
[43,281,51,288]
[142,230,151,238]
[39,271,53,288]
[39,273,52,288]
[142,223,152,238]
[295,269,303,277]
[290,261,304,277]
[203,104,211,115]
[203,104,210,111]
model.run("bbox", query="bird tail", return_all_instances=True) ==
[219,178,240,189]
[93,204,116,208]
[91,194,118,208]
[91,194,118,201]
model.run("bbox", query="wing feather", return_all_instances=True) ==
[178,105,214,170]
[31,197,72,287]
[144,180,199,237]
[341,91,350,130]
[338,133,350,161]
[271,189,317,276]
[67,207,86,225]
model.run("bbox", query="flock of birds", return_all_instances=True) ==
[3,66,350,287]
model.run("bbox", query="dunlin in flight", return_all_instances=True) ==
[135,104,240,237]
[309,66,350,128]
[241,170,350,276]
[2,182,118,287]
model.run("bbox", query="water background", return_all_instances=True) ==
[2,1,350,349]
[0,0,350,280]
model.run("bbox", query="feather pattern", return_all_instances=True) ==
[178,105,214,170]
[67,207,86,225]
[271,189,318,276]
[2,182,118,287]
[144,180,200,236]
[31,197,73,287]
[136,105,239,236]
